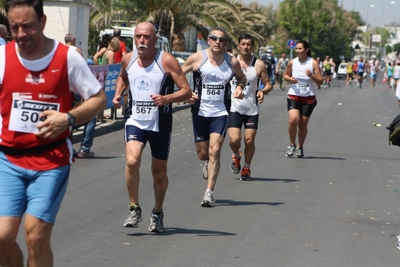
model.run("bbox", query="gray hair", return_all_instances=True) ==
[209,26,228,39]
[64,33,75,44]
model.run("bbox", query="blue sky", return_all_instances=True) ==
[240,0,399,27]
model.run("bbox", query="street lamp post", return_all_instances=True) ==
[370,1,396,60]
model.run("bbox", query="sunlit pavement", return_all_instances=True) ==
[17,75,400,267]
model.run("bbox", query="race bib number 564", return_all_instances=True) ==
[9,98,60,133]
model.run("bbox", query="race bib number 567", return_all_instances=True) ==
[9,98,60,133]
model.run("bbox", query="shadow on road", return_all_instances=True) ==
[242,177,299,183]
[127,227,236,236]
[305,156,346,160]
[215,200,284,207]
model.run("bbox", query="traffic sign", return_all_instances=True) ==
[287,39,296,49]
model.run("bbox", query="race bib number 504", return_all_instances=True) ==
[9,98,60,133]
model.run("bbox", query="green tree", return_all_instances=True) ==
[276,0,358,60]
[393,43,400,55]
[386,45,392,54]
[0,0,11,42]
[349,11,365,26]
[88,0,114,30]
[110,0,272,51]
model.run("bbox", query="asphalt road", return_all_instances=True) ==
[17,75,400,267]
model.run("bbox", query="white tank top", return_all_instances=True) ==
[287,57,316,97]
[125,51,167,132]
[193,51,234,117]
[394,66,400,79]
[231,56,259,115]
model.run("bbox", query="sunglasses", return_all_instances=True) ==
[208,35,227,42]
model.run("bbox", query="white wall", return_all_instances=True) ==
[43,0,90,58]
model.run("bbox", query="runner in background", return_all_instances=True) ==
[228,34,272,180]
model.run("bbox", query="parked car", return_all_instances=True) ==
[337,63,347,79]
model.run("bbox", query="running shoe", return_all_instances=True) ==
[397,235,400,250]
[123,205,143,228]
[202,160,208,179]
[148,209,164,233]
[297,147,304,158]
[201,192,214,207]
[286,144,296,157]
[230,151,242,174]
[76,149,95,158]
[240,166,251,181]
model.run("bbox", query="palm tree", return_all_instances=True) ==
[0,0,8,25]
[89,0,274,52]
[88,0,114,30]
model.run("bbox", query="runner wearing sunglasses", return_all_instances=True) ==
[181,26,247,207]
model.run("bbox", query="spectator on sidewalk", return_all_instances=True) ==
[0,24,8,45]
[73,94,96,158]
[113,28,127,63]
[64,33,82,56]
[93,34,112,65]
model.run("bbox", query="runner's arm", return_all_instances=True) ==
[256,59,272,95]
[231,57,246,99]
[283,60,297,84]
[310,59,324,85]
[150,52,192,106]
[113,53,131,108]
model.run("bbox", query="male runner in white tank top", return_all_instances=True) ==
[112,22,191,233]
[228,34,271,180]
[182,26,246,207]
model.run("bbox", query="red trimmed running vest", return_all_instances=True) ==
[0,41,72,170]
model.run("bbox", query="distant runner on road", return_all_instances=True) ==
[283,40,323,158]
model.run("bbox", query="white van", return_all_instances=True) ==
[99,26,170,53]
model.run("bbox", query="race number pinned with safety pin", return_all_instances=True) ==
[202,84,224,101]
[132,100,158,121]
[296,83,310,95]
[9,97,59,133]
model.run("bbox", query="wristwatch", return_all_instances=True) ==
[237,84,244,90]
[67,112,76,126]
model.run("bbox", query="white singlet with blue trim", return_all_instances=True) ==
[193,50,234,117]
[125,50,166,132]
[287,57,316,97]
[231,56,259,115]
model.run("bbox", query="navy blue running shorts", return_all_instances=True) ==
[192,114,228,142]
[125,125,171,160]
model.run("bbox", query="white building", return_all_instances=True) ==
[43,0,91,58]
